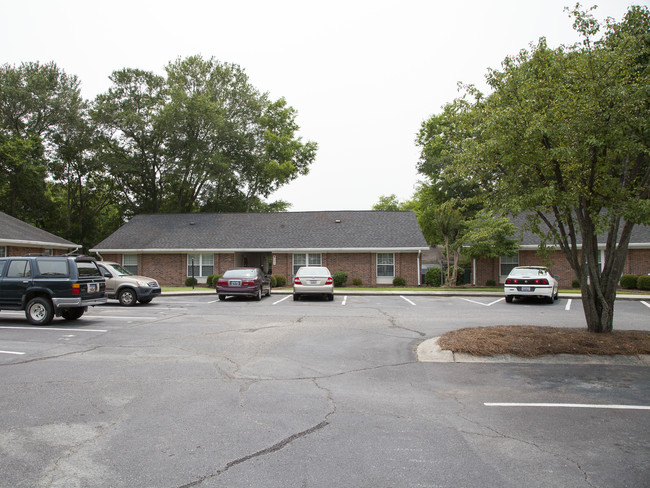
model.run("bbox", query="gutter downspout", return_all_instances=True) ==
[417,250,422,286]
[472,258,476,286]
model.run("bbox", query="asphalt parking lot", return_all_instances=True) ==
[1,294,649,488]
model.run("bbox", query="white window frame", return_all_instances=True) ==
[376,253,395,284]
[122,254,138,274]
[293,253,322,277]
[187,253,214,277]
[0,246,6,258]
[499,254,519,282]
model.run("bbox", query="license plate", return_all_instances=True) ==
[229,280,242,286]
[521,286,531,292]
[308,280,319,285]
[88,283,98,292]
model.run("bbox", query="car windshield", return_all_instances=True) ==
[109,264,132,275]
[297,267,330,277]
[223,269,256,278]
[510,267,547,277]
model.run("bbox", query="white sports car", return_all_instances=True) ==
[504,266,559,304]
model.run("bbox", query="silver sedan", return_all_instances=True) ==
[293,266,334,301]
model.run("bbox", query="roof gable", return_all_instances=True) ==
[91,211,429,252]
[0,212,78,249]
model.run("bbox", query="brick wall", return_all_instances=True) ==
[7,246,69,256]
[625,249,650,275]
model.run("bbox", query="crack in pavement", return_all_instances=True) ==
[0,346,100,367]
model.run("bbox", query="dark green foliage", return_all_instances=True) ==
[620,275,638,289]
[271,274,287,287]
[185,277,198,287]
[333,272,348,287]
[425,268,442,287]
[352,278,362,286]
[485,279,497,287]
[207,274,221,287]
[572,280,581,288]
[393,277,406,287]
[637,275,650,291]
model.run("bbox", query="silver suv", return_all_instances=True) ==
[96,261,161,306]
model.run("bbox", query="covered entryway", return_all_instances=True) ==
[234,252,272,273]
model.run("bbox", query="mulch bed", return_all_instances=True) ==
[437,326,650,357]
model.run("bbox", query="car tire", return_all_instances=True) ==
[505,295,513,303]
[118,288,137,306]
[293,294,299,301]
[26,297,54,325]
[256,287,262,301]
[328,294,334,301]
[139,298,152,304]
[545,295,554,304]
[61,308,84,320]
[218,294,226,301]
[266,284,272,296]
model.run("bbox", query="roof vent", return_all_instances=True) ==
[189,222,196,226]
[335,219,341,223]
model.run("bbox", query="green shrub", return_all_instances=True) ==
[572,279,581,288]
[620,275,638,289]
[269,275,277,287]
[333,271,348,287]
[455,267,465,286]
[271,274,287,287]
[425,268,442,287]
[485,279,497,287]
[637,275,650,291]
[393,277,406,287]
[206,274,221,287]
[352,278,362,286]
[185,277,198,287]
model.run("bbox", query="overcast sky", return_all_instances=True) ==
[0,0,638,211]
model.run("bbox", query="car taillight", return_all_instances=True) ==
[535,279,549,285]
[505,279,516,284]
[326,277,333,285]
[294,277,302,285]
[72,283,80,295]
[242,280,255,286]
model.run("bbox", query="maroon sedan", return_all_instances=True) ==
[216,268,271,301]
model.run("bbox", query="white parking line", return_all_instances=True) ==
[400,296,416,306]
[0,326,107,332]
[342,296,347,306]
[565,299,572,311]
[0,350,25,355]
[459,297,503,307]
[273,295,291,305]
[485,402,650,410]
[84,315,157,321]
[641,301,649,309]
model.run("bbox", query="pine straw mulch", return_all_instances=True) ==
[437,326,650,357]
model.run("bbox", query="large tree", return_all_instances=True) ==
[93,56,317,216]
[431,5,650,332]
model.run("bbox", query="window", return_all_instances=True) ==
[500,254,519,278]
[293,253,322,276]
[35,259,69,276]
[123,254,138,274]
[7,260,31,278]
[377,253,395,278]
[0,246,5,258]
[187,254,214,277]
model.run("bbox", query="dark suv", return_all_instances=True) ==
[0,255,107,325]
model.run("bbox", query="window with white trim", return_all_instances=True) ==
[122,254,138,274]
[0,246,5,258]
[187,253,214,277]
[376,253,395,278]
[293,253,322,276]
[500,254,519,278]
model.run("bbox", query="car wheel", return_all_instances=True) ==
[266,284,272,296]
[293,294,299,301]
[218,294,226,301]
[505,295,513,303]
[61,308,84,320]
[118,288,137,306]
[554,288,559,300]
[26,297,54,325]
[545,295,554,304]
[328,294,334,301]
[256,287,262,301]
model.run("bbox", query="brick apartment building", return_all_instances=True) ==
[0,211,78,257]
[90,211,430,287]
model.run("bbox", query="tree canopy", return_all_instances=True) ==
[0,56,317,249]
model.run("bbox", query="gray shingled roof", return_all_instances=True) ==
[0,212,79,249]
[91,211,429,252]
[511,214,650,247]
